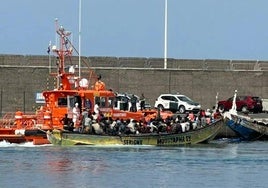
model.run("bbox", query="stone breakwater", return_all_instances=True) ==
[0,55,267,115]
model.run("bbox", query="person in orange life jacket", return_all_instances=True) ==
[94,75,106,91]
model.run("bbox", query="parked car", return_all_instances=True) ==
[154,94,201,113]
[262,99,268,112]
[217,96,263,113]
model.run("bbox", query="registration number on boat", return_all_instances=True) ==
[123,140,143,145]
[157,136,191,145]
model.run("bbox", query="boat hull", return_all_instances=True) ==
[242,122,268,136]
[47,119,224,146]
[233,118,268,137]
[0,128,50,145]
[225,114,266,141]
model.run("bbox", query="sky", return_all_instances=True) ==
[1,0,268,60]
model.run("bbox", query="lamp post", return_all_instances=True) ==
[164,0,168,69]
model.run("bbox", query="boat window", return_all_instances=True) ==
[68,96,75,107]
[67,96,81,108]
[74,96,81,106]
[95,97,100,106]
[100,97,106,107]
[95,97,106,107]
[58,97,67,106]
[94,96,114,108]
[84,99,92,109]
[108,97,115,107]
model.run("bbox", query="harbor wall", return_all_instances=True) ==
[0,54,268,116]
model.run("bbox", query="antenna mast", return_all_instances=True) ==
[78,0,82,78]
[51,19,73,90]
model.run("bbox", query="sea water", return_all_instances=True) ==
[0,140,267,188]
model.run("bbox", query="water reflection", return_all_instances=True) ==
[44,148,108,175]
[1,141,268,188]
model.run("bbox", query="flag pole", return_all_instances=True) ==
[164,0,168,69]
[48,41,51,73]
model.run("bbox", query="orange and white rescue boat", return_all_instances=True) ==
[0,111,50,145]
[0,20,165,145]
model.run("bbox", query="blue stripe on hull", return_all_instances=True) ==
[226,119,261,140]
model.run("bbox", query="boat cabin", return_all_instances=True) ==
[42,87,117,129]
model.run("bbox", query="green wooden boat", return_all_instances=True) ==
[47,118,224,146]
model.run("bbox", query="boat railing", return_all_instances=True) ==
[20,114,39,129]
[0,112,15,128]
[35,111,45,125]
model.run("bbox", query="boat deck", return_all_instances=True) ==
[243,113,268,124]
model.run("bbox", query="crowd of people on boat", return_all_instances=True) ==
[61,103,221,135]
